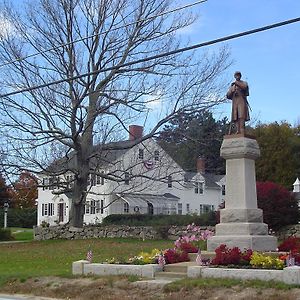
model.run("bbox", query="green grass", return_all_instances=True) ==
[0,237,173,286]
[164,277,300,292]
[10,228,34,241]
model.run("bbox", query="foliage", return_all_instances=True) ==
[128,248,160,265]
[256,181,299,230]
[10,172,38,209]
[163,248,190,264]
[0,228,14,241]
[0,208,37,228]
[102,212,217,227]
[278,236,300,252]
[278,236,300,265]
[158,110,228,173]
[174,223,213,252]
[211,244,253,266]
[251,122,300,188]
[250,252,284,270]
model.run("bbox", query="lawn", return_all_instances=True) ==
[0,237,173,285]
[10,227,34,241]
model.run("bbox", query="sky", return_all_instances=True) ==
[180,0,300,126]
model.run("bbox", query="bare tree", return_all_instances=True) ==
[0,0,230,227]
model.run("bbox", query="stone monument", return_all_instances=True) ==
[207,72,277,251]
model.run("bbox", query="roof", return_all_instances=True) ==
[184,172,224,189]
[117,192,179,208]
[44,140,133,174]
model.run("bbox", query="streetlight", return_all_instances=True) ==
[3,202,9,229]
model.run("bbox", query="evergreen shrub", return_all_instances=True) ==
[102,212,216,226]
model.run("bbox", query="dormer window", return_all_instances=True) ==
[194,182,204,194]
[154,150,159,161]
[138,149,144,159]
[222,184,226,195]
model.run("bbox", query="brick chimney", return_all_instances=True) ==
[197,157,205,174]
[129,125,143,140]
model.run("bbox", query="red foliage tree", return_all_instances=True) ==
[257,181,299,230]
[11,172,38,209]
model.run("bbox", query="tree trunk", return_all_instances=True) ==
[70,200,85,228]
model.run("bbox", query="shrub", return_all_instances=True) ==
[164,248,189,264]
[0,228,14,241]
[278,236,300,265]
[278,236,300,252]
[102,212,216,227]
[257,181,299,230]
[211,244,253,266]
[0,208,37,228]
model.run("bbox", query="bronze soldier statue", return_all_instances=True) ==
[226,71,250,134]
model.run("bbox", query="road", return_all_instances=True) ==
[0,295,59,300]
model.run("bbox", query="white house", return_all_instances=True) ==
[37,125,225,226]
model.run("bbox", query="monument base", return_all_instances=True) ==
[208,136,278,252]
[207,235,278,252]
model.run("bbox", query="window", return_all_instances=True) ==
[66,175,70,189]
[124,172,130,185]
[48,203,54,216]
[154,150,159,161]
[96,200,100,213]
[200,204,214,214]
[194,182,204,194]
[167,175,172,188]
[186,203,190,214]
[222,185,226,195]
[124,202,129,213]
[138,149,144,159]
[96,172,105,185]
[91,173,96,186]
[100,200,104,214]
[178,203,182,215]
[85,201,90,214]
[42,203,48,216]
[90,200,96,214]
[42,178,49,190]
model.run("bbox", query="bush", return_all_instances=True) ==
[0,208,37,228]
[164,248,189,264]
[278,236,300,252]
[0,228,14,241]
[211,244,253,266]
[257,181,299,230]
[102,212,216,226]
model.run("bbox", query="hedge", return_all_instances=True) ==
[0,228,14,241]
[0,208,37,228]
[102,212,217,226]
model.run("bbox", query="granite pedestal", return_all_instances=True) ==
[207,135,277,251]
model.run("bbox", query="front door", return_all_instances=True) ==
[58,203,64,223]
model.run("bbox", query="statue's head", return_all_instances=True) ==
[234,71,242,80]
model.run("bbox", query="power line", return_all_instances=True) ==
[0,0,207,69]
[1,16,300,99]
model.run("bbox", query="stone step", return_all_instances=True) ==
[155,271,187,279]
[164,264,187,273]
[189,252,215,262]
